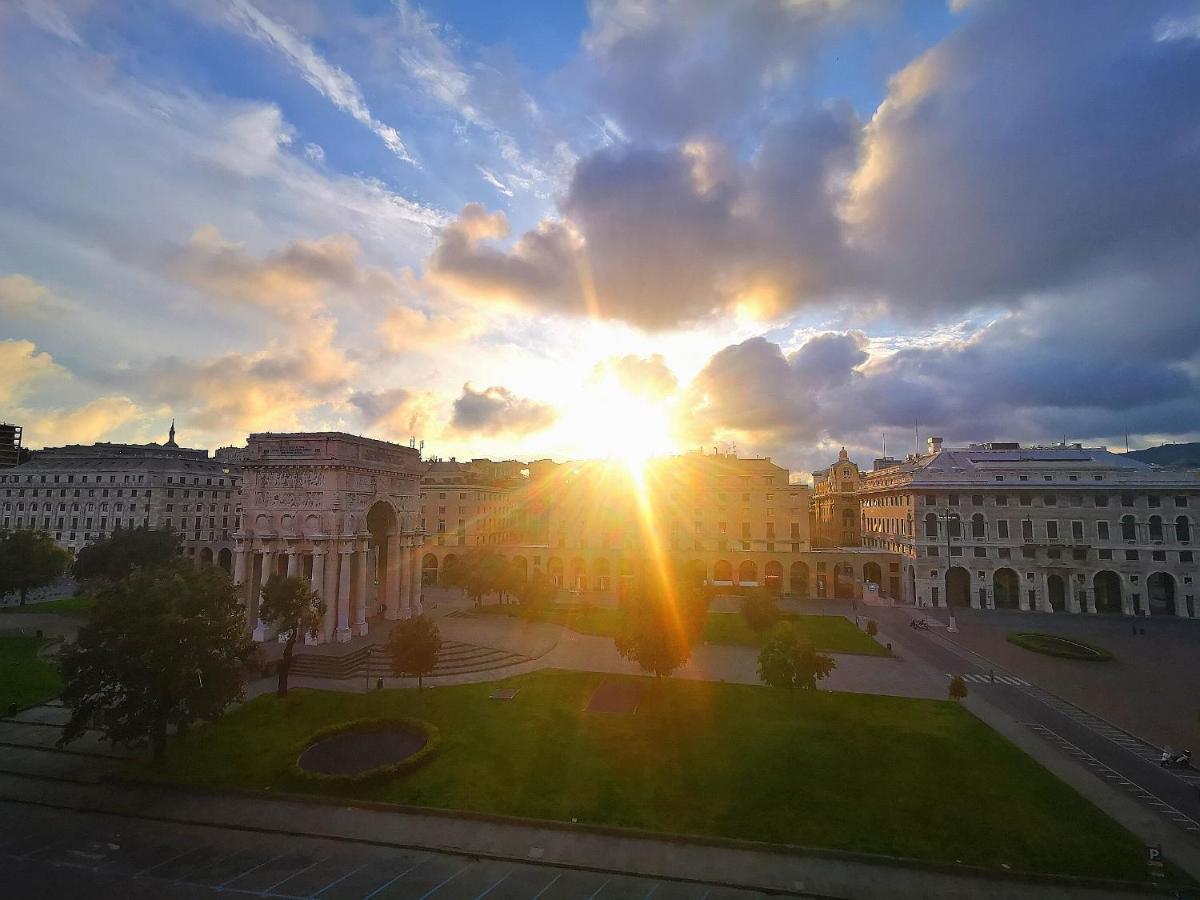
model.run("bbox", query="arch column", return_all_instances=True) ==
[253,547,273,642]
[1017,573,1031,611]
[1066,574,1082,614]
[310,549,329,644]
[286,548,300,578]
[354,542,369,636]
[388,533,404,619]
[233,547,247,587]
[1122,576,1137,616]
[409,540,423,616]
[335,547,353,642]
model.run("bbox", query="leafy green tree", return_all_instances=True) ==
[258,574,326,698]
[58,563,253,759]
[385,615,443,690]
[739,588,781,637]
[0,529,71,606]
[515,569,556,612]
[72,525,179,583]
[439,554,464,595]
[497,558,526,605]
[614,575,707,681]
[948,674,968,702]
[757,625,836,691]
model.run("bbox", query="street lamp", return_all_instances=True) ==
[937,510,961,633]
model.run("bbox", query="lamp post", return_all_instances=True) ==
[937,510,961,632]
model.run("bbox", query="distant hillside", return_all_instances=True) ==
[1124,442,1200,470]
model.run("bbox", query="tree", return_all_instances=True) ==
[72,525,179,583]
[739,588,781,637]
[515,569,556,612]
[439,554,465,595]
[497,558,526,605]
[757,625,836,691]
[614,575,707,681]
[0,529,71,606]
[58,563,253,760]
[385,615,443,689]
[948,674,968,702]
[258,574,326,698]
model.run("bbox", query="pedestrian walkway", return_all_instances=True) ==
[947,672,1029,686]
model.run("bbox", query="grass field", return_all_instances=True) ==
[474,604,887,655]
[0,634,62,711]
[135,669,1154,881]
[1,595,95,616]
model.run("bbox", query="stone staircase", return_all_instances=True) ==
[288,639,533,681]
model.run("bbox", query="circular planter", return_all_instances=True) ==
[1006,632,1114,661]
[290,717,440,784]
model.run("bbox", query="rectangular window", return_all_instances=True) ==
[1125,549,1139,561]
[1020,495,1032,506]
[1181,551,1194,563]
[995,494,1008,506]
[1148,495,1161,508]
[973,546,986,558]
[1046,521,1059,539]
[1043,494,1056,506]
[1097,521,1110,540]
[998,547,1011,559]
[1071,521,1084,540]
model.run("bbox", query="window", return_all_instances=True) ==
[1152,550,1166,562]
[1097,521,1110,540]
[950,546,962,557]
[1125,549,1139,561]
[973,546,986,558]
[1176,496,1188,508]
[971,514,985,539]
[1046,521,1058,539]
[995,494,1008,506]
[997,520,1009,539]
[1043,493,1056,506]
[1121,495,1134,507]
[1021,520,1033,541]
[1020,495,1032,506]
[1149,515,1164,542]
[1072,547,1087,561]
[1121,515,1136,542]
[1177,516,1191,543]
[1022,547,1036,559]
[948,494,959,506]
[924,513,937,538]
[1071,521,1083,540]
[1099,548,1112,559]
[1182,551,1194,563]
[1148,495,1161,508]
[971,494,983,506]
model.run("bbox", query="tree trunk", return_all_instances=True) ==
[418,674,423,691]
[19,587,27,606]
[278,633,296,698]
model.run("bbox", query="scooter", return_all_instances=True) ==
[1160,749,1192,769]
[909,618,931,630]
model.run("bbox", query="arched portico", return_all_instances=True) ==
[199,546,214,566]
[738,560,758,586]
[1148,572,1177,616]
[1047,574,1066,612]
[217,547,232,573]
[946,566,971,607]
[713,559,733,584]
[993,568,1019,609]
[1094,570,1122,614]
[422,552,439,586]
[764,560,784,592]
[790,561,810,598]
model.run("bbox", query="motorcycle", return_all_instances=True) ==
[909,618,931,630]
[1160,749,1192,769]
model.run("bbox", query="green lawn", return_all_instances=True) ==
[702,613,888,655]
[134,669,1154,881]
[0,634,62,711]
[474,604,887,655]
[1,594,95,616]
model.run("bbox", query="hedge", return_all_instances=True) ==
[288,716,441,786]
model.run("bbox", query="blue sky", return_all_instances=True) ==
[2,1,1199,475]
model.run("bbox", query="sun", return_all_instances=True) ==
[564,378,678,472]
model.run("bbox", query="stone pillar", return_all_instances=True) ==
[410,541,423,616]
[1039,573,1051,613]
[233,548,247,587]
[286,549,300,579]
[1066,575,1082,614]
[322,544,340,642]
[310,550,328,644]
[389,534,405,619]
[253,548,272,642]
[354,545,369,637]
[1017,573,1030,612]
[1084,587,1096,614]
[336,548,353,642]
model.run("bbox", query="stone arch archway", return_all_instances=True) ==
[422,553,439,586]
[1148,572,1176,616]
[946,566,971,607]
[764,560,784,592]
[199,546,214,566]
[1094,570,1122,613]
[834,562,855,599]
[217,547,232,573]
[993,568,1019,609]
[686,559,706,588]
[547,557,564,587]
[738,560,758,586]
[1047,574,1066,612]
[713,559,733,583]
[365,500,399,619]
[790,561,810,598]
[863,561,882,586]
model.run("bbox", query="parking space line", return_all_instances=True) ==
[310,860,371,897]
[474,869,512,899]
[416,863,469,900]
[587,877,611,899]
[260,855,326,894]
[642,884,659,899]
[361,856,430,900]
[216,852,290,890]
[530,872,562,899]
[135,845,203,878]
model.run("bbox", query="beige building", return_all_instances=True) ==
[233,432,425,643]
[1,423,239,564]
[859,438,1199,616]
[810,448,863,548]
[418,451,898,602]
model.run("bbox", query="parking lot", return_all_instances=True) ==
[0,801,778,900]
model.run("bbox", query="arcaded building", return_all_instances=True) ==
[0,423,239,564]
[417,450,897,602]
[234,432,426,643]
[859,438,1199,617]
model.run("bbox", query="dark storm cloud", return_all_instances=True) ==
[450,383,558,436]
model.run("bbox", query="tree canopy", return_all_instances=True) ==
[385,615,443,689]
[258,574,326,697]
[739,588,781,636]
[0,528,71,605]
[757,625,836,691]
[440,549,508,606]
[614,573,708,680]
[72,525,180,583]
[58,562,254,759]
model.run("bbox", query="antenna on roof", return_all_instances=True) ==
[914,421,919,457]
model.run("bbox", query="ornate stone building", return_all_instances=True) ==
[810,448,862,548]
[859,438,1199,617]
[233,433,426,643]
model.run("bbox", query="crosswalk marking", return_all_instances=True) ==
[945,672,1029,686]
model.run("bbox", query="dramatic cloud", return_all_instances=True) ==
[348,387,432,440]
[0,339,67,405]
[594,353,678,399]
[451,384,557,436]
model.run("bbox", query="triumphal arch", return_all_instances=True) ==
[233,432,426,643]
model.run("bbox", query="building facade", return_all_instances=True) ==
[0,423,22,469]
[0,424,239,563]
[417,451,898,602]
[810,448,862,548]
[859,438,1199,617]
[233,432,426,643]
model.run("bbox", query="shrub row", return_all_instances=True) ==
[1006,632,1114,661]
[287,716,441,786]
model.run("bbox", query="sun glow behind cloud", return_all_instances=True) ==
[557,376,678,470]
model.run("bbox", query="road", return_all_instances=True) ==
[874,606,1200,837]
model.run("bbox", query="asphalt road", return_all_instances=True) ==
[876,606,1200,833]
[0,801,780,900]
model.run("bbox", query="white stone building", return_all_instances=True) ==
[859,438,1199,617]
[0,423,240,565]
[233,432,426,643]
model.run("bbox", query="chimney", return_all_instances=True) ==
[927,436,944,454]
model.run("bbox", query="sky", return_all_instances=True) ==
[3,0,1200,478]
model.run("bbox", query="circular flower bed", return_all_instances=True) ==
[291,717,440,784]
[1006,632,1114,661]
